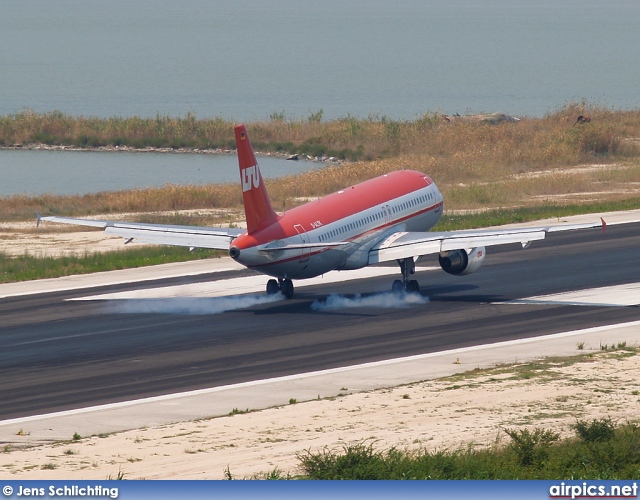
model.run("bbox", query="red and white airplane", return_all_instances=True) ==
[39,124,607,299]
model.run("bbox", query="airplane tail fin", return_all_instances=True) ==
[235,124,279,234]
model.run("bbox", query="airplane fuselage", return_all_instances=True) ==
[230,170,444,279]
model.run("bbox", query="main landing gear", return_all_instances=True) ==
[392,257,419,293]
[266,278,294,299]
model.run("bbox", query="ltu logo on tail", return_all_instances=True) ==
[242,164,261,192]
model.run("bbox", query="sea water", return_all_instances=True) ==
[1,0,639,121]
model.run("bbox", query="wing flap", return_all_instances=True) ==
[439,230,546,251]
[369,220,605,265]
[369,233,440,264]
[38,215,109,228]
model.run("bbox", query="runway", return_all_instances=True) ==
[1,222,640,422]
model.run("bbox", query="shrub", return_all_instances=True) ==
[573,417,616,443]
[504,428,560,467]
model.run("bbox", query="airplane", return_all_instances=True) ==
[38,124,609,299]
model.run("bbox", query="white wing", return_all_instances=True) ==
[37,215,243,250]
[368,220,605,264]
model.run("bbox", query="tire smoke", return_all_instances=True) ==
[107,293,283,315]
[311,291,428,311]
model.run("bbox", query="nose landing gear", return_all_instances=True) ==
[266,278,294,299]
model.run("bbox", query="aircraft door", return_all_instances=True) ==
[384,204,392,224]
[294,224,310,262]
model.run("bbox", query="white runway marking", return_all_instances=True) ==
[0,260,244,299]
[71,267,439,301]
[4,318,640,428]
[500,282,640,307]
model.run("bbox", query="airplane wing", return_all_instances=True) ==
[368,219,605,264]
[37,215,243,250]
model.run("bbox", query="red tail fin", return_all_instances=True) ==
[235,124,278,233]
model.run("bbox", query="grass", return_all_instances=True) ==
[0,184,244,222]
[0,247,221,284]
[3,102,639,164]
[229,408,251,416]
[107,468,126,480]
[293,419,640,479]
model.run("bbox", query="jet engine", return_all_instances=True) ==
[438,247,486,276]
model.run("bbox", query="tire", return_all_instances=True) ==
[282,279,294,299]
[392,280,404,293]
[407,280,420,293]
[266,279,279,295]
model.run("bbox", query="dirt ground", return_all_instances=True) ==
[0,209,245,258]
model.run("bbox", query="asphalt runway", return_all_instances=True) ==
[1,223,639,421]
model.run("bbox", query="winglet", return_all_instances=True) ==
[234,124,279,234]
[36,212,42,228]
[601,217,607,234]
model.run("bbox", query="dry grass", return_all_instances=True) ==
[2,102,640,220]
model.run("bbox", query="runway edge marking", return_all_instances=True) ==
[3,318,640,427]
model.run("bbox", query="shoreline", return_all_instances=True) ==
[0,143,340,163]
[0,142,232,155]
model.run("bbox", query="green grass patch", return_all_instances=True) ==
[434,199,640,231]
[0,247,221,283]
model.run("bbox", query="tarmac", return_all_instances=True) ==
[1,209,639,446]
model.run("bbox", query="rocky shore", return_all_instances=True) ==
[0,143,340,163]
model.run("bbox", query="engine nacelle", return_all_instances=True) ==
[438,247,486,276]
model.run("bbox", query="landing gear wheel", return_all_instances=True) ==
[392,280,404,294]
[393,257,420,293]
[266,279,279,295]
[280,278,294,299]
[266,278,294,298]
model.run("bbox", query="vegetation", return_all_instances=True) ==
[291,419,640,479]
[0,247,220,284]
[2,102,639,165]
[2,102,640,220]
[434,199,640,231]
